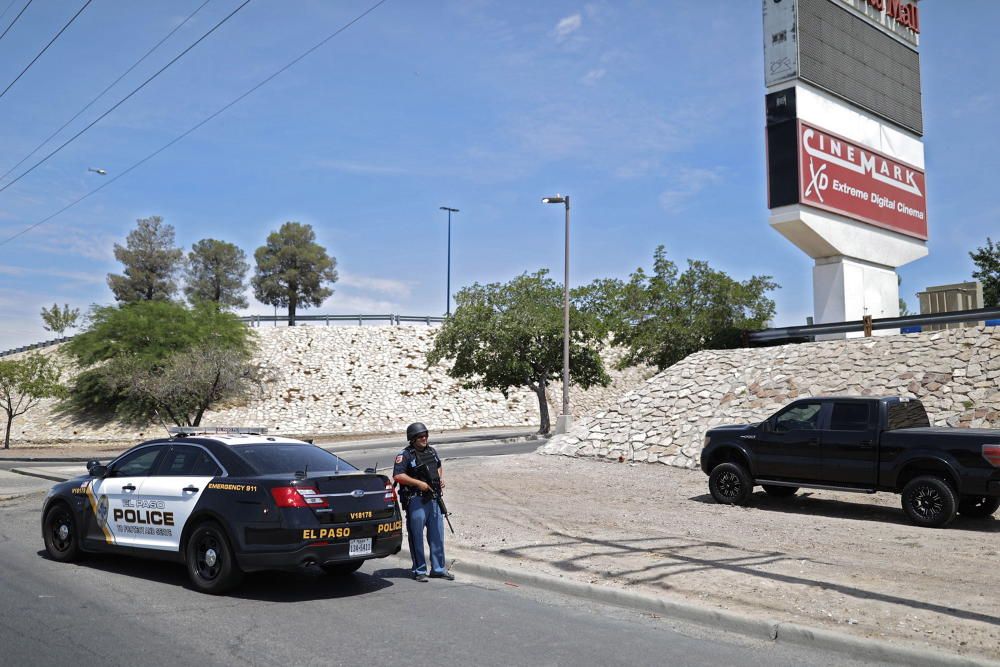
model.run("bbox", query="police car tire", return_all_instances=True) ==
[320,560,364,576]
[43,502,81,562]
[185,521,243,594]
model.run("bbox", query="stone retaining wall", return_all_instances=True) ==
[4,326,653,444]
[541,326,1000,469]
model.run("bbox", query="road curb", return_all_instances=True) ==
[398,546,998,667]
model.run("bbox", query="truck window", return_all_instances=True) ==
[830,402,871,431]
[774,402,822,433]
[886,401,931,430]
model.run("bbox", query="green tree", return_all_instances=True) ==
[970,237,1000,307]
[580,246,778,371]
[0,354,65,448]
[252,222,338,325]
[184,239,249,309]
[40,303,81,336]
[107,216,184,303]
[428,270,610,434]
[64,301,256,426]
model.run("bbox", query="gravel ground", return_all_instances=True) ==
[442,452,1000,662]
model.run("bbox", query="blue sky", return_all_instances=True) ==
[0,1,996,350]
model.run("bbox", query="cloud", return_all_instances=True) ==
[582,68,606,85]
[0,263,106,285]
[338,272,413,299]
[311,159,410,176]
[658,167,725,213]
[554,13,582,42]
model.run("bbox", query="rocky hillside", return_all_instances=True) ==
[7,326,653,445]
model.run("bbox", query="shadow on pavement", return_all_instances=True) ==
[689,491,1000,533]
[495,530,1000,629]
[36,550,396,601]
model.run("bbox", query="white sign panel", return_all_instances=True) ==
[763,0,798,87]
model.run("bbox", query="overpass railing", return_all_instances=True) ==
[748,306,1000,344]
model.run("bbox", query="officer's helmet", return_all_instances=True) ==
[406,422,429,442]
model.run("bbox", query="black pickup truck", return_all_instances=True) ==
[700,396,1000,528]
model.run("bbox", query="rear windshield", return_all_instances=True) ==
[232,444,358,475]
[886,401,931,430]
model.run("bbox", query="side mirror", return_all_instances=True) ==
[364,467,377,474]
[87,462,108,478]
[759,419,772,433]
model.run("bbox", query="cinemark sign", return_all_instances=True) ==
[798,122,927,239]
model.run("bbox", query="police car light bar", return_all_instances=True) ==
[168,426,269,436]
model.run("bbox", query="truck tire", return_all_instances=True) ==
[709,462,753,506]
[43,503,81,562]
[957,495,1000,519]
[185,521,244,594]
[762,485,798,498]
[901,476,957,528]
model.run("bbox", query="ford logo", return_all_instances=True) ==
[351,489,365,498]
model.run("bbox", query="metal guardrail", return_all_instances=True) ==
[748,306,1000,344]
[0,336,75,359]
[239,314,446,326]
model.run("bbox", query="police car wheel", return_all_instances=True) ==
[185,521,243,594]
[320,560,364,576]
[43,503,81,562]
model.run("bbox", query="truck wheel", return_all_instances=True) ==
[43,503,81,562]
[763,485,798,498]
[957,495,1000,519]
[321,560,364,576]
[901,476,957,528]
[709,462,753,506]
[185,521,243,594]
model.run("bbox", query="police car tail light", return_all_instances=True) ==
[270,486,329,509]
[385,481,397,504]
[984,445,1000,467]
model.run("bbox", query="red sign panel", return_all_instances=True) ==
[798,121,928,240]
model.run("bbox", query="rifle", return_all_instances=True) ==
[416,462,455,534]
[429,482,455,535]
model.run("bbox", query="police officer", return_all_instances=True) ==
[393,422,454,582]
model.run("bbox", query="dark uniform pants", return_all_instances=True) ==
[406,494,446,575]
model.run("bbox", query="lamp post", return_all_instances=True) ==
[541,194,571,434]
[440,206,459,316]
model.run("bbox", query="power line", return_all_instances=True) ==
[0,0,91,100]
[0,0,33,45]
[0,0,213,185]
[0,0,389,248]
[0,0,252,197]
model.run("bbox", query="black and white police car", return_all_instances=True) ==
[41,427,403,594]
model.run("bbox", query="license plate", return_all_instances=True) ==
[349,538,372,557]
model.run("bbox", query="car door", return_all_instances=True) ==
[752,400,827,481]
[136,445,224,552]
[822,400,878,486]
[87,445,165,548]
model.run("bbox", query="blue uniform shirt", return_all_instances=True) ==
[393,444,441,501]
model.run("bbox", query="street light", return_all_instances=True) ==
[440,206,459,316]
[541,194,571,434]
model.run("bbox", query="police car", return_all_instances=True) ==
[40,427,403,594]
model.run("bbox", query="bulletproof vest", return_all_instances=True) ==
[413,447,440,483]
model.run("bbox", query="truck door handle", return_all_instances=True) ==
[183,485,199,493]
[121,484,136,492]
[859,440,873,447]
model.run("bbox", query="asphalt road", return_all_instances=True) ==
[2,494,879,667]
